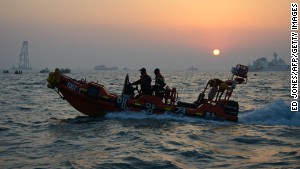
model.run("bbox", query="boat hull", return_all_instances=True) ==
[52,73,238,122]
[58,83,116,116]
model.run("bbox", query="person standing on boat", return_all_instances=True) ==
[132,68,152,95]
[153,68,166,98]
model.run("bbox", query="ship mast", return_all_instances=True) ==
[273,52,278,61]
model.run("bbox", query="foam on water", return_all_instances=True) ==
[106,110,235,126]
[239,99,300,126]
[106,111,202,123]
[106,99,300,127]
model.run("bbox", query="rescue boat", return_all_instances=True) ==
[47,65,248,122]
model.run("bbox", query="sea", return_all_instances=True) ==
[0,69,299,169]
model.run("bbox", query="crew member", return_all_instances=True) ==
[153,68,166,98]
[132,68,152,95]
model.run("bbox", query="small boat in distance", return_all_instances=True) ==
[3,70,9,74]
[14,70,22,74]
[40,68,50,73]
[95,65,118,70]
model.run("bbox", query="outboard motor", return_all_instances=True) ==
[123,83,134,96]
[122,74,135,99]
[224,101,239,116]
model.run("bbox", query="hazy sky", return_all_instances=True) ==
[0,0,293,70]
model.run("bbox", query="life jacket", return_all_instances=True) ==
[155,73,166,87]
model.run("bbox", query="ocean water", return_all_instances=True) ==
[0,70,299,169]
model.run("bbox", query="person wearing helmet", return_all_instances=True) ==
[132,68,152,96]
[153,68,166,98]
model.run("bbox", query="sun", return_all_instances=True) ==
[213,49,220,56]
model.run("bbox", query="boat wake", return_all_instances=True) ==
[105,111,236,125]
[106,111,204,123]
[106,99,300,127]
[105,111,232,125]
[239,99,300,126]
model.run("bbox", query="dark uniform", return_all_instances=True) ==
[132,68,152,95]
[153,68,166,97]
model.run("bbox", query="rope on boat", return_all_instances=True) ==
[55,88,65,100]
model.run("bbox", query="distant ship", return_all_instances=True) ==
[122,67,130,71]
[187,66,198,71]
[40,68,50,73]
[60,68,71,74]
[95,65,118,70]
[248,52,290,72]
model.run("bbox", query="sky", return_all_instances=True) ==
[0,0,294,70]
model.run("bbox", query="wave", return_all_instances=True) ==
[239,99,300,126]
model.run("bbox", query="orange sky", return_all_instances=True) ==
[0,0,294,70]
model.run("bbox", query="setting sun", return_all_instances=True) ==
[213,49,220,56]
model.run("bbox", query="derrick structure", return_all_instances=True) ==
[19,41,31,70]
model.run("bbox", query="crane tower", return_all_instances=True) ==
[19,41,32,70]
